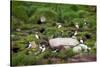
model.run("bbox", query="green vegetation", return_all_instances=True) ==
[11,1,96,66]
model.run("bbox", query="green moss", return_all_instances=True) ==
[58,49,75,59]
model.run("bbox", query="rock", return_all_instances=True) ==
[49,38,79,48]
[73,45,82,53]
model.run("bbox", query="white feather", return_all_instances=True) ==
[58,25,62,28]
[80,39,84,44]
[42,47,46,52]
[40,16,46,22]
[35,34,39,39]
[74,31,78,36]
[28,43,32,48]
[75,24,79,29]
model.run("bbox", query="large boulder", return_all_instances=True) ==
[49,38,79,49]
